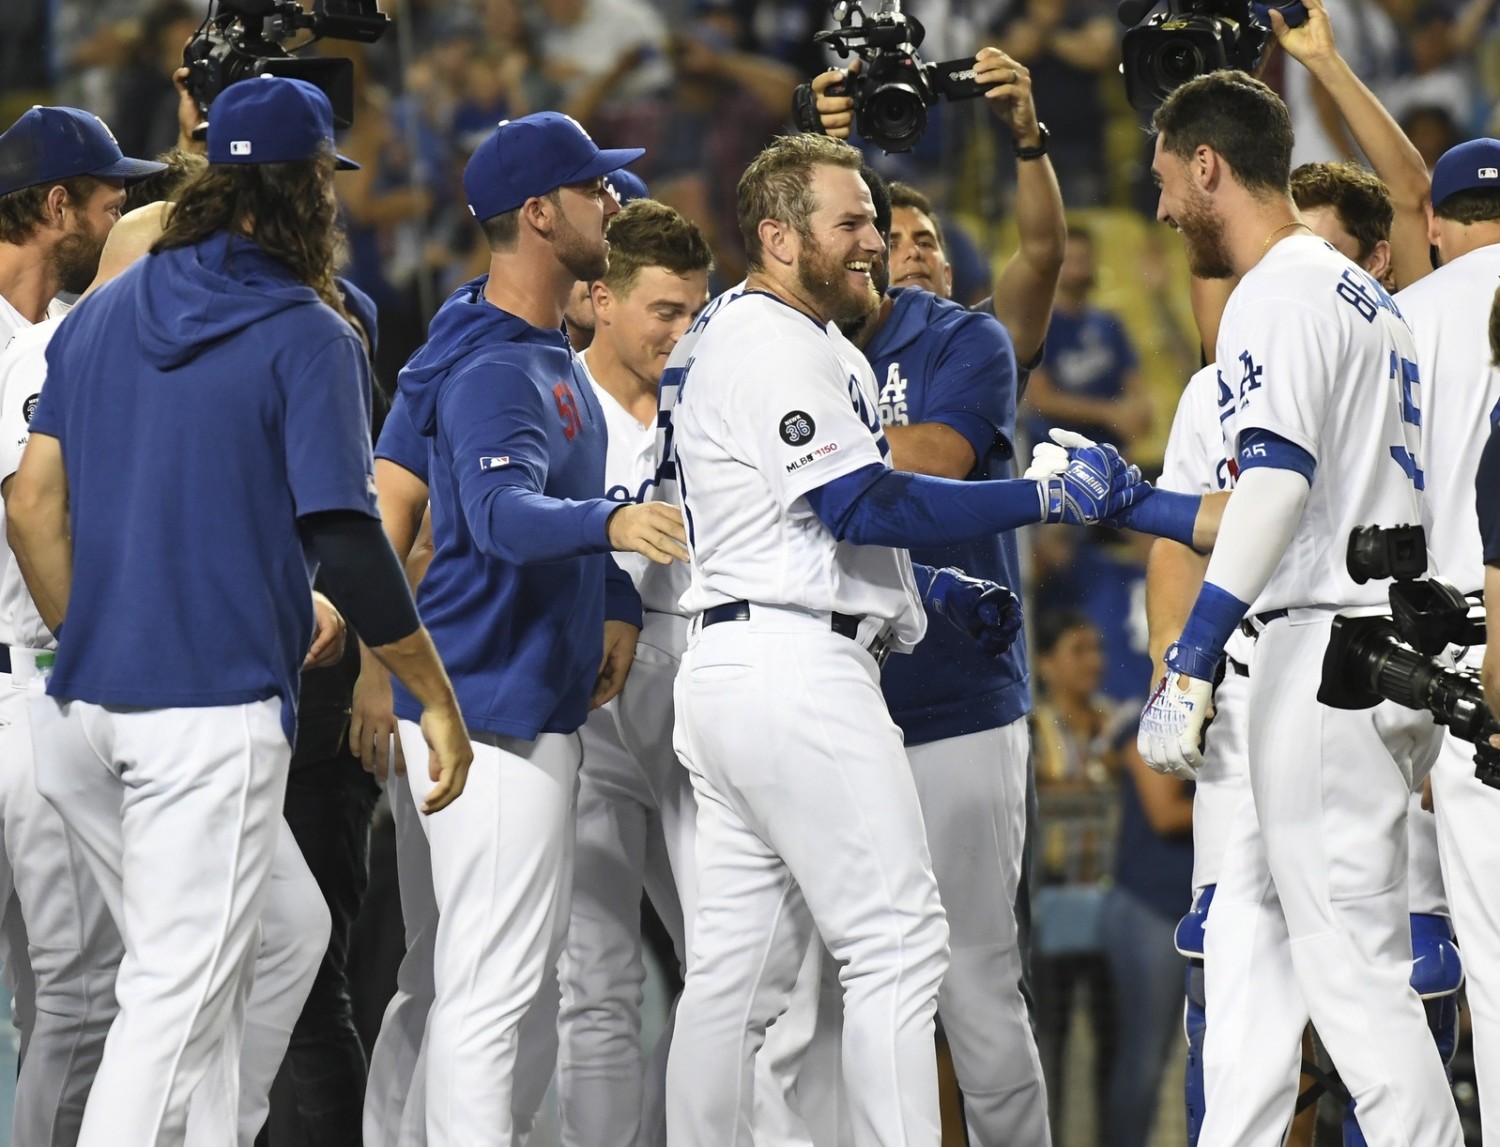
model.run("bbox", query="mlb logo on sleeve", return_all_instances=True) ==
[480,455,511,471]
[230,141,252,156]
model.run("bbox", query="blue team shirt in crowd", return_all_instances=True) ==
[1030,305,1138,447]
[392,276,639,741]
[866,287,1031,745]
[1115,764,1194,923]
[1039,541,1154,705]
[32,235,378,743]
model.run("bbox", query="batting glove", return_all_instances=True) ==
[924,566,1024,658]
[1137,641,1219,778]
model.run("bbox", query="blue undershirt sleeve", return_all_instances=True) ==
[604,557,643,627]
[1478,421,1500,566]
[804,463,1044,547]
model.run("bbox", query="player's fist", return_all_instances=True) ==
[1138,641,1217,778]
[608,502,689,565]
[1042,443,1143,525]
[924,567,1023,658]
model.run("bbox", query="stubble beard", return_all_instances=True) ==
[796,233,879,326]
[555,210,609,284]
[1177,189,1234,281]
[51,222,106,295]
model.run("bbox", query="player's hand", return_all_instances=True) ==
[173,66,207,153]
[810,60,860,139]
[592,619,640,709]
[607,502,689,565]
[974,48,1041,147]
[418,701,472,815]
[924,567,1023,658]
[350,649,405,781]
[306,592,348,669]
[1042,444,1143,524]
[1138,641,1218,778]
[1264,0,1319,63]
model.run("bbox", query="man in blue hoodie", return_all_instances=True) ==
[392,113,684,1146]
[6,77,470,1147]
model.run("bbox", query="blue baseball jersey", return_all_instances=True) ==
[392,276,639,741]
[1030,306,1138,446]
[31,235,378,742]
[866,287,1031,744]
[375,389,429,482]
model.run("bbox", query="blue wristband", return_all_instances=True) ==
[1111,489,1201,548]
[1174,582,1249,668]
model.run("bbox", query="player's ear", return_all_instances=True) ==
[758,218,797,269]
[1194,145,1220,192]
[590,280,612,317]
[1365,239,1392,285]
[1425,201,1441,250]
[522,194,556,241]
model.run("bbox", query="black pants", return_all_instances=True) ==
[258,703,380,1147]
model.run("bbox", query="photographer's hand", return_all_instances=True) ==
[811,61,860,139]
[1270,0,1336,68]
[174,66,207,154]
[975,47,1040,148]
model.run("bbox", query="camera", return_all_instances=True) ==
[183,0,390,129]
[1319,525,1500,788]
[797,1,994,154]
[1116,0,1306,112]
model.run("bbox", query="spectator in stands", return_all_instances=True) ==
[1402,104,1464,169]
[1024,224,1152,449]
[111,0,198,163]
[539,0,674,102]
[1284,0,1401,165]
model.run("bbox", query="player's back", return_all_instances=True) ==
[1216,235,1426,611]
[673,291,923,644]
[1395,244,1500,593]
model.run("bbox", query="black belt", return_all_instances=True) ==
[1225,655,1249,678]
[1238,608,1289,641]
[701,602,893,667]
[0,645,8,674]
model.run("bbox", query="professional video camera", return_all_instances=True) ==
[182,0,390,129]
[1116,0,1306,113]
[1319,524,1500,788]
[795,1,993,154]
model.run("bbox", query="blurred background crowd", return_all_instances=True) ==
[4,0,1500,1143]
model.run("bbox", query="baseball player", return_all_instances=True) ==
[666,132,1145,1146]
[6,78,470,1147]
[1131,70,1460,1145]
[389,112,686,1147]
[1394,137,1500,1141]
[556,198,712,1147]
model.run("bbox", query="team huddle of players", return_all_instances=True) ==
[2,0,1500,1143]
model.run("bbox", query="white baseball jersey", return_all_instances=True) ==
[673,291,926,646]
[578,350,658,592]
[0,317,61,650]
[1395,244,1500,595]
[1216,234,1427,612]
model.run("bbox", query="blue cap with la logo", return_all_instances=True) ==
[0,106,165,197]
[463,112,644,222]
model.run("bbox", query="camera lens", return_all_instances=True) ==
[1156,40,1203,85]
[862,84,928,152]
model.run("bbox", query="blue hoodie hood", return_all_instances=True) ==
[871,286,964,358]
[397,275,562,438]
[137,234,327,370]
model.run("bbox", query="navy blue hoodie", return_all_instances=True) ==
[393,276,640,740]
[33,234,378,742]
[865,287,1031,744]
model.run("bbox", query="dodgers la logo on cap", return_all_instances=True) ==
[463,112,645,222]
[0,105,164,197]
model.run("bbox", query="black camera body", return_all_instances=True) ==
[1319,525,1500,787]
[1117,0,1305,112]
[810,1,992,154]
[183,0,389,129]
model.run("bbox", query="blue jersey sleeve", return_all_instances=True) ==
[439,358,616,564]
[375,391,430,484]
[604,556,643,627]
[284,333,379,520]
[924,312,1016,468]
[1478,420,1500,566]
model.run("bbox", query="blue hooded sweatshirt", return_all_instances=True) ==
[32,233,378,743]
[865,287,1031,744]
[392,276,641,740]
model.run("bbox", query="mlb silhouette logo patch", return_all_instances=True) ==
[480,456,511,471]
[1482,167,1499,179]
[230,141,252,156]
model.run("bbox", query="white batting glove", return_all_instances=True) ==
[1024,428,1099,481]
[1138,669,1214,779]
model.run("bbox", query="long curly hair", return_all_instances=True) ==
[152,147,347,319]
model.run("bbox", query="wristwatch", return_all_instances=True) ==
[1013,122,1050,161]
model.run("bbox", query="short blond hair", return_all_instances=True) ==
[737,134,863,271]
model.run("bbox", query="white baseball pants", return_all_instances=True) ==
[400,723,579,1147]
[667,614,949,1147]
[28,695,290,1147]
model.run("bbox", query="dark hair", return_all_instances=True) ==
[737,133,864,270]
[1435,187,1500,226]
[601,200,713,295]
[0,175,103,245]
[153,149,347,317]
[1035,607,1097,657]
[1289,161,1393,259]
[860,163,892,239]
[479,188,566,252]
[1490,284,1500,368]
[1152,70,1294,197]
[888,181,945,253]
[123,148,209,213]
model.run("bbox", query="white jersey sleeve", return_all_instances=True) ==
[1214,235,1426,611]
[579,352,659,592]
[1395,245,1500,595]
[1160,363,1230,497]
[0,318,62,651]
[673,292,925,645]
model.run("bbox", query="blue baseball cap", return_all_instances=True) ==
[207,77,359,171]
[603,167,650,205]
[0,106,165,197]
[463,112,644,221]
[1431,138,1500,208]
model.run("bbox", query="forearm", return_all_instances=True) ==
[369,626,459,713]
[719,52,800,116]
[6,511,71,633]
[1146,538,1210,666]
[1306,55,1429,214]
[883,422,978,480]
[472,486,616,564]
[808,465,1044,547]
[992,157,1066,365]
